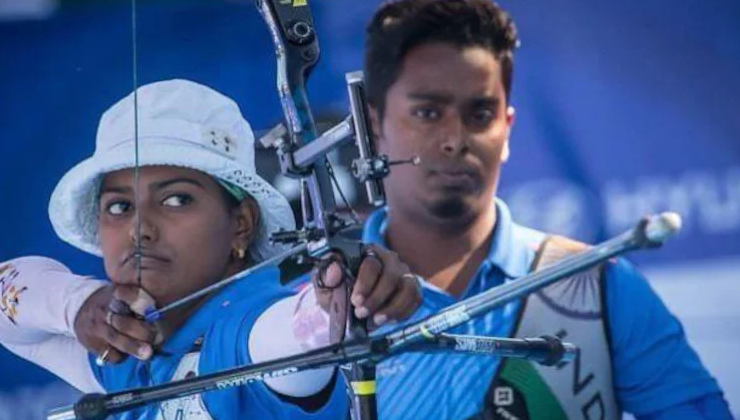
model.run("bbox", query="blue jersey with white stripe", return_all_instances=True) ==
[358,199,727,420]
[89,266,348,420]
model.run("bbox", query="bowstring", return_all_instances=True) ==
[131,0,140,289]
[130,0,152,395]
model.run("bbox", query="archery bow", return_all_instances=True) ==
[252,2,380,419]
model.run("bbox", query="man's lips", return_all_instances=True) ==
[427,167,478,188]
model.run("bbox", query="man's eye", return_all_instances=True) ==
[468,108,496,126]
[413,108,441,121]
[162,194,193,207]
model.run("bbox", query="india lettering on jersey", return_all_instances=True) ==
[476,236,619,420]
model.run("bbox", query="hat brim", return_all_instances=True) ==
[48,138,296,262]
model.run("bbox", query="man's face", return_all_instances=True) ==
[97,166,246,306]
[373,42,514,227]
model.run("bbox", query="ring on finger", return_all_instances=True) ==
[401,272,423,286]
[105,310,114,326]
[362,248,385,272]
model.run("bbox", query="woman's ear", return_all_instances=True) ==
[232,196,261,257]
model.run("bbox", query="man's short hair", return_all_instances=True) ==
[365,0,520,121]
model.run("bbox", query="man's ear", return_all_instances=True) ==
[369,106,384,149]
[500,140,510,163]
[501,106,516,163]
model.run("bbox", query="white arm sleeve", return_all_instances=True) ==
[0,256,107,341]
[2,334,104,393]
[248,284,334,397]
[0,256,106,392]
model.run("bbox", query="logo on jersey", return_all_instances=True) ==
[0,263,27,325]
[493,387,515,406]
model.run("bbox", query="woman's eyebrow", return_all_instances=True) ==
[100,177,206,196]
[152,177,206,191]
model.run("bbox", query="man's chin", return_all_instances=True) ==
[428,197,471,220]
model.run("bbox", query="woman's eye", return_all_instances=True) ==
[162,194,193,207]
[106,201,131,216]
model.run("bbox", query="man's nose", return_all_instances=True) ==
[439,117,469,156]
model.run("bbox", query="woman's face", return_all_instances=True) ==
[97,165,258,307]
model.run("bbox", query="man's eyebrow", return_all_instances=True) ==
[468,96,501,107]
[407,91,455,104]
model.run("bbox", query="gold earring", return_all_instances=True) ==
[234,247,246,259]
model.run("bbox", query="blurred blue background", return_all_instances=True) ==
[0,0,738,418]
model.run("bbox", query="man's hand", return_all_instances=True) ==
[73,285,158,363]
[312,245,422,327]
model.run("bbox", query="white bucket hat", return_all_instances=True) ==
[48,79,296,262]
